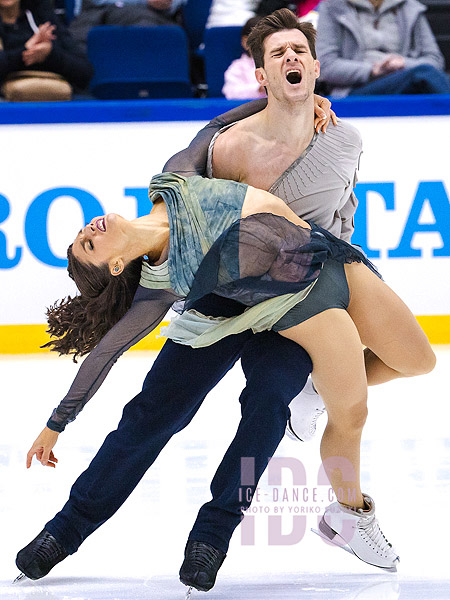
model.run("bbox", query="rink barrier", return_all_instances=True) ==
[0,95,449,124]
[0,316,449,354]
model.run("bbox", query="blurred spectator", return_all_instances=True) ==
[0,0,93,98]
[206,0,258,28]
[257,1,320,18]
[316,0,450,96]
[222,16,265,99]
[70,0,186,51]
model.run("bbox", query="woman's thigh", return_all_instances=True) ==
[278,308,367,422]
[344,263,435,375]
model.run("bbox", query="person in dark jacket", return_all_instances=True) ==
[0,0,93,91]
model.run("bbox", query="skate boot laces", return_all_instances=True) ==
[189,542,223,571]
[34,532,66,563]
[309,407,326,435]
[358,513,395,558]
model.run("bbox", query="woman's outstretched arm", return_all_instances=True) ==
[26,287,179,467]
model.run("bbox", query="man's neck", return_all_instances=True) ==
[258,96,316,152]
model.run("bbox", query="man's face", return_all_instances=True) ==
[255,29,320,104]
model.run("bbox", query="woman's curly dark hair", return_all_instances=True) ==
[42,245,142,361]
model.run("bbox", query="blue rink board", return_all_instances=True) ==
[0,94,449,124]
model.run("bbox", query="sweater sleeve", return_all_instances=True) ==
[163,99,268,176]
[403,14,445,71]
[316,1,373,87]
[0,47,26,81]
[46,286,179,432]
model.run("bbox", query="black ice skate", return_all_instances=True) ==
[179,541,226,592]
[14,529,69,582]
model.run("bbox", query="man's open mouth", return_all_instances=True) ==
[286,70,302,84]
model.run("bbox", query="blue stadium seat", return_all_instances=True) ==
[204,27,243,97]
[182,0,213,56]
[87,26,193,100]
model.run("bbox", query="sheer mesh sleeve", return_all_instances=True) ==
[163,99,267,177]
[46,287,180,432]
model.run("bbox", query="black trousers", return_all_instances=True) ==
[46,294,312,554]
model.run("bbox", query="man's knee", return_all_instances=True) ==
[410,63,440,79]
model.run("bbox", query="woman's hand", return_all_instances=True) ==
[23,22,55,66]
[25,22,56,50]
[22,41,53,66]
[27,427,59,469]
[313,94,338,134]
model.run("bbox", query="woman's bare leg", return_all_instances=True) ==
[344,264,436,386]
[279,309,367,509]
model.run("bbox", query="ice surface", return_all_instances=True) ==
[1,348,449,599]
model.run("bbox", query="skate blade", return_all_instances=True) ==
[311,527,354,555]
[12,573,27,584]
[311,528,399,573]
[185,586,193,599]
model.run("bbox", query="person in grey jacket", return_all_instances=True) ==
[316,0,450,96]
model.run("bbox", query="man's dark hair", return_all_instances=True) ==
[247,8,317,68]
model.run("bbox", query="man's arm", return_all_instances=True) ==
[163,97,336,176]
[163,100,268,176]
[339,190,358,243]
[403,15,445,71]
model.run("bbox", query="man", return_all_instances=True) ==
[316,0,450,96]
[15,9,397,594]
[69,0,185,52]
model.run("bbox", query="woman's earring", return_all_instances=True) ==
[114,266,120,273]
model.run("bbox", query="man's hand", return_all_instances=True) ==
[147,0,172,10]
[313,94,338,133]
[382,54,406,73]
[372,54,405,78]
[27,427,60,468]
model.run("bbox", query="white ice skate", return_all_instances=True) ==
[312,494,400,572]
[285,377,326,442]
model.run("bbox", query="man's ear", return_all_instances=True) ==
[314,59,320,80]
[110,258,124,276]
[255,67,268,87]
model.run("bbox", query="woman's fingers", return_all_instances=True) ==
[313,96,338,133]
[26,447,36,469]
[26,427,60,469]
[26,446,58,468]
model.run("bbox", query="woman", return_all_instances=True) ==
[0,0,93,93]
[21,173,435,582]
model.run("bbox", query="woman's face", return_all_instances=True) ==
[72,213,130,273]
